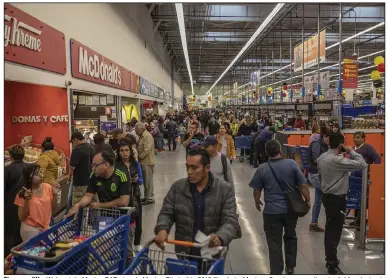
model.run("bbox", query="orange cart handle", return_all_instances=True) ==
[166,239,197,247]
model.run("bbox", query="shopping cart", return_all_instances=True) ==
[346,175,363,210]
[297,147,310,177]
[124,239,227,275]
[235,135,252,162]
[11,207,134,275]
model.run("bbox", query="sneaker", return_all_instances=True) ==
[285,267,294,274]
[309,223,325,232]
[327,265,343,275]
[142,199,155,205]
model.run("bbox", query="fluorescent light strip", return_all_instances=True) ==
[358,50,385,60]
[175,4,194,95]
[326,22,385,50]
[206,3,285,95]
[223,82,251,95]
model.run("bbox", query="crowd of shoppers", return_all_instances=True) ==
[4,106,382,276]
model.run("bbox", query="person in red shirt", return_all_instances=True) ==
[293,114,306,130]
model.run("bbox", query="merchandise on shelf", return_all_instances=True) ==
[5,138,67,177]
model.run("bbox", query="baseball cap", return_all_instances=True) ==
[201,136,218,147]
[69,131,84,143]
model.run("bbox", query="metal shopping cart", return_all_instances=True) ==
[235,135,252,162]
[124,239,227,275]
[11,207,134,275]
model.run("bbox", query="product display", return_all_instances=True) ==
[5,138,67,177]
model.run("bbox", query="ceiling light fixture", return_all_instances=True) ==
[326,22,385,50]
[175,3,194,95]
[206,3,285,95]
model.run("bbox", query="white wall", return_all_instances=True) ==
[6,3,183,100]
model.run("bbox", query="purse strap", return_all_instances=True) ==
[267,162,288,193]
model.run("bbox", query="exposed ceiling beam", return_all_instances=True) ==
[148,3,156,15]
[153,20,162,33]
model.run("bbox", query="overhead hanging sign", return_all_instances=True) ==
[343,58,359,89]
[70,39,132,91]
[4,4,66,74]
[294,29,326,72]
[304,71,330,92]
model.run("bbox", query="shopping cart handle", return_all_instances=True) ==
[167,239,200,248]
[116,207,136,214]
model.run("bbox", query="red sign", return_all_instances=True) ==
[70,39,132,91]
[4,4,66,74]
[343,58,359,89]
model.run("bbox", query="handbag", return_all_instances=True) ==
[268,162,310,217]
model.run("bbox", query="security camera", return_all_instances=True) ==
[65,80,72,87]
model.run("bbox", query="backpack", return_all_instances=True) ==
[221,153,228,182]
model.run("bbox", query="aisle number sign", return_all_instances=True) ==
[294,29,326,72]
[343,58,358,89]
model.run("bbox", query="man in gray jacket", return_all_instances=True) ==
[317,132,367,275]
[154,148,241,255]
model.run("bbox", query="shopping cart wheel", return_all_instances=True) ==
[239,158,244,163]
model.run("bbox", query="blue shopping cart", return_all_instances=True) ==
[124,239,227,275]
[235,135,252,162]
[347,175,363,210]
[11,207,134,275]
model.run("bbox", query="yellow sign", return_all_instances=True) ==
[122,104,139,121]
[294,29,326,72]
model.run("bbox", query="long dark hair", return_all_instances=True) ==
[24,164,40,189]
[116,138,136,164]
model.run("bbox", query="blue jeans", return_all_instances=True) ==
[156,134,164,150]
[308,173,322,224]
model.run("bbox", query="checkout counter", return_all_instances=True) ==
[275,129,385,163]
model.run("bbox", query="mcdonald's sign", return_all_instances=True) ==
[122,104,139,122]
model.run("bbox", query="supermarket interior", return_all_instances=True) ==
[3,2,386,276]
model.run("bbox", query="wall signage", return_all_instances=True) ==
[12,115,69,124]
[70,39,132,91]
[4,4,66,74]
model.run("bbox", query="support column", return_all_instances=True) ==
[338,3,343,94]
[317,4,321,97]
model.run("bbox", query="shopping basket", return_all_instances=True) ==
[235,135,252,162]
[11,207,134,274]
[124,239,227,275]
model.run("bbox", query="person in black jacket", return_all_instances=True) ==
[116,139,143,258]
[4,145,25,256]
[93,133,114,155]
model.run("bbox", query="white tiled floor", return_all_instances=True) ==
[139,146,385,275]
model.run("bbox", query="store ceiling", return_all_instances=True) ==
[148,3,385,95]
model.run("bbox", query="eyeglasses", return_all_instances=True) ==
[91,161,106,169]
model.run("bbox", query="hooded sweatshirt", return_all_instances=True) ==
[37,150,61,185]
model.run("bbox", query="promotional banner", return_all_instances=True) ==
[343,58,359,89]
[5,4,66,74]
[233,82,238,95]
[294,29,326,72]
[303,71,330,92]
